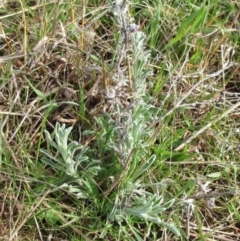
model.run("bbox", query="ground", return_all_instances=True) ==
[0,0,240,240]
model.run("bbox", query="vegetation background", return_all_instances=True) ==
[0,0,240,240]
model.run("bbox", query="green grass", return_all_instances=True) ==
[0,0,240,240]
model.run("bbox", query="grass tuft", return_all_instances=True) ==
[0,0,240,240]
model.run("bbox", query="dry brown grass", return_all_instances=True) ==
[0,0,240,240]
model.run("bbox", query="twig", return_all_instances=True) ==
[103,148,135,197]
[187,189,239,200]
[175,100,240,151]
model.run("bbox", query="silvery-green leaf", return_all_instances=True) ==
[44,130,58,149]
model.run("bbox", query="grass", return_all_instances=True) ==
[0,0,240,240]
